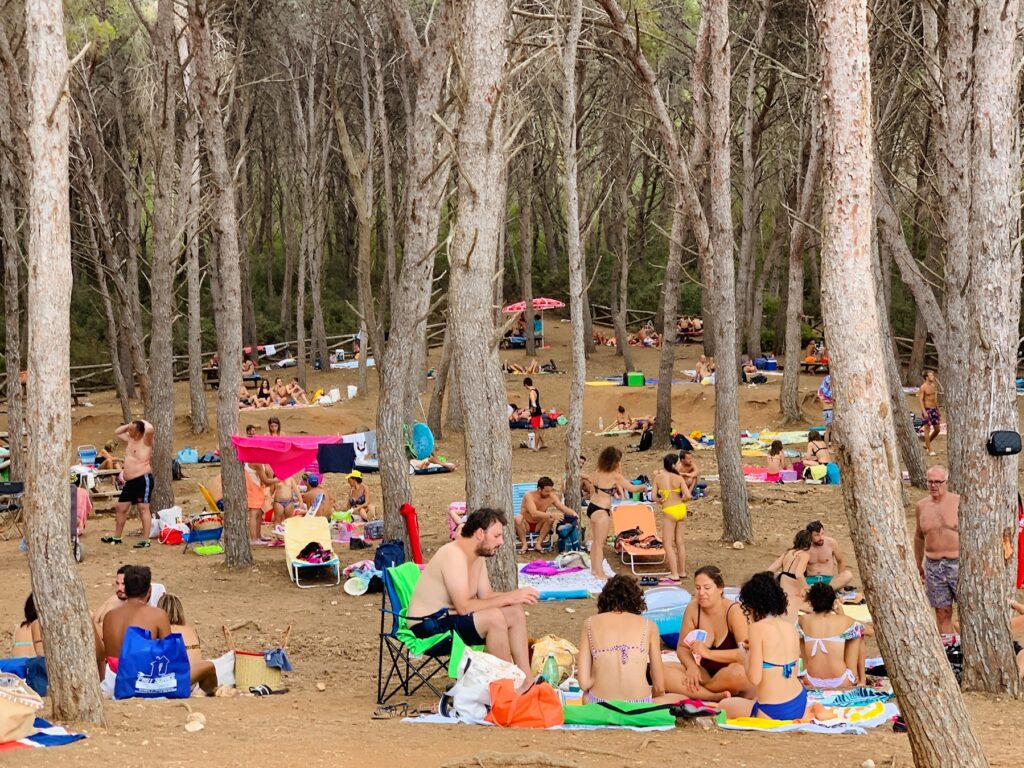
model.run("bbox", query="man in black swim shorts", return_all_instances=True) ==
[102,420,155,548]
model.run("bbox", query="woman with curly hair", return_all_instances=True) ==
[719,572,829,721]
[577,575,669,703]
[585,447,629,581]
[663,565,752,700]
[798,583,866,689]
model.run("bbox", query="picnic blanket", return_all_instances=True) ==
[716,701,897,734]
[330,357,376,369]
[231,435,343,480]
[0,718,86,752]
[518,559,615,597]
[596,429,636,437]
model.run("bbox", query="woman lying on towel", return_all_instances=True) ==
[410,453,457,473]
[577,576,675,704]
[718,573,833,722]
[798,583,865,690]
[663,565,752,701]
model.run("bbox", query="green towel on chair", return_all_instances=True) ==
[387,562,474,677]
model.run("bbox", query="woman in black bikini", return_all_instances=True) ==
[586,447,629,581]
[664,565,753,700]
[803,430,831,466]
[767,528,812,621]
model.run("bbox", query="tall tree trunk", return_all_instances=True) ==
[746,215,785,359]
[278,188,294,335]
[780,112,821,423]
[815,2,988,764]
[0,117,24,481]
[561,0,584,510]
[448,0,515,591]
[85,220,132,424]
[427,324,454,439]
[653,205,683,447]
[377,0,453,548]
[705,0,750,542]
[735,0,770,352]
[907,307,927,384]
[295,193,308,390]
[957,0,1023,695]
[189,0,252,569]
[605,89,633,370]
[145,0,180,514]
[24,0,105,721]
[518,141,536,357]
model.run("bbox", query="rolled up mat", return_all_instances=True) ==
[539,590,590,601]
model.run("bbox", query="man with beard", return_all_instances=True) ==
[804,520,854,591]
[408,508,538,683]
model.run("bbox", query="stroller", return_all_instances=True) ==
[0,481,84,562]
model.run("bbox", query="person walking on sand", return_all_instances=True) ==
[915,466,960,636]
[918,371,941,456]
[102,419,155,548]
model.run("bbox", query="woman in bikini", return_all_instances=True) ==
[158,593,218,691]
[12,594,43,657]
[577,575,671,704]
[798,583,865,690]
[652,453,690,585]
[803,430,831,466]
[586,447,630,581]
[345,470,378,520]
[272,474,305,524]
[767,528,812,621]
[720,572,831,722]
[254,379,273,408]
[664,565,752,700]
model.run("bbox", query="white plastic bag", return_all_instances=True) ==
[156,506,183,533]
[445,647,525,721]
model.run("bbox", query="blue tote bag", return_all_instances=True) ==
[114,627,191,699]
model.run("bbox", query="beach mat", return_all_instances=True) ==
[716,701,897,734]
[0,718,86,752]
[403,712,674,732]
[518,559,615,596]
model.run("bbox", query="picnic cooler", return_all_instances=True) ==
[624,371,645,387]
[224,625,291,691]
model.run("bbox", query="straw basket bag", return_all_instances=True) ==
[0,672,43,742]
[223,625,291,691]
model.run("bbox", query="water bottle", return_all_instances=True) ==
[541,653,560,686]
[598,416,604,431]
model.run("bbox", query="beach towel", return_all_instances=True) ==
[402,711,674,731]
[231,435,343,480]
[330,357,376,369]
[0,718,86,752]
[716,701,897,734]
[518,559,615,596]
[817,688,891,707]
[316,442,356,474]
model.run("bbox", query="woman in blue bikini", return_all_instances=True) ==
[719,572,828,722]
[12,594,43,657]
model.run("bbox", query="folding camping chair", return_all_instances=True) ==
[512,481,548,551]
[283,516,340,588]
[611,503,668,575]
[183,484,224,554]
[378,562,479,704]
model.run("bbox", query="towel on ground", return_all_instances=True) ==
[0,718,86,751]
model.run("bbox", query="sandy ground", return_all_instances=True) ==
[2,319,1023,767]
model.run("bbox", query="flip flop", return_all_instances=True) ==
[639,576,658,586]
[249,685,289,696]
[101,536,122,544]
[658,577,682,586]
[133,540,151,549]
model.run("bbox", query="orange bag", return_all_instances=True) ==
[484,679,564,729]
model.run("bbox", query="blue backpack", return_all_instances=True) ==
[114,626,192,699]
[557,517,582,553]
[374,539,405,572]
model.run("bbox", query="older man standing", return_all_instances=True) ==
[102,419,154,548]
[914,466,960,635]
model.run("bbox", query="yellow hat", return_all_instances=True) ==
[347,470,363,481]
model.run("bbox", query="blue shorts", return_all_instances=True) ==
[823,409,833,426]
[751,687,808,720]
[410,610,485,646]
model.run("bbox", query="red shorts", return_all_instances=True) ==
[530,416,542,430]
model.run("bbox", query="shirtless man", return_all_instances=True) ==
[93,565,167,642]
[515,476,578,554]
[301,474,333,516]
[918,371,941,456]
[102,566,217,694]
[407,508,538,683]
[804,520,853,590]
[103,420,155,547]
[915,466,960,635]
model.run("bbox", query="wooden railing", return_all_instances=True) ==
[589,303,657,330]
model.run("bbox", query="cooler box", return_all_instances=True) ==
[779,469,798,482]
[825,463,841,485]
[641,586,691,648]
[754,357,767,369]
[625,371,645,387]
[763,359,778,371]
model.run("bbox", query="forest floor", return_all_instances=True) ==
[2,320,1023,767]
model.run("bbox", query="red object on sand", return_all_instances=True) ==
[1017,495,1023,589]
[400,503,423,564]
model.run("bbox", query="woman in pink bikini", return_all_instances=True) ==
[577,575,671,703]
[797,583,865,689]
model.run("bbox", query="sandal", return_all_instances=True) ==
[101,536,122,545]
[372,703,409,719]
[659,576,682,585]
[639,576,658,586]
[133,540,151,549]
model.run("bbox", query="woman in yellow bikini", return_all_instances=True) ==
[652,453,691,584]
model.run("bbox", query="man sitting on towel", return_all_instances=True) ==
[408,508,538,688]
[515,476,578,554]
[805,520,854,591]
[102,565,217,694]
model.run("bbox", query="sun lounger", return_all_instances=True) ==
[612,503,668,576]
[284,516,340,588]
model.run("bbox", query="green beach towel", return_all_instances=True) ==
[562,701,676,728]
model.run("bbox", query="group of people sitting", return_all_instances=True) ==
[610,405,654,432]
[675,316,703,340]
[804,339,829,370]
[407,508,863,717]
[13,565,219,695]
[627,324,662,348]
[239,377,310,410]
[692,354,716,383]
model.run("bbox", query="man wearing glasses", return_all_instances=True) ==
[914,466,960,635]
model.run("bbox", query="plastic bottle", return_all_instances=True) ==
[541,653,560,686]
[598,416,604,431]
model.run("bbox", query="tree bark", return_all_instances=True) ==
[448,0,515,591]
[24,0,105,722]
[705,0,750,542]
[907,307,927,384]
[145,0,181,514]
[517,141,536,357]
[814,2,988,764]
[956,0,1022,696]
[560,0,584,511]
[746,214,785,359]
[278,187,294,335]
[653,204,684,448]
[780,110,821,423]
[0,103,24,481]
[427,324,454,440]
